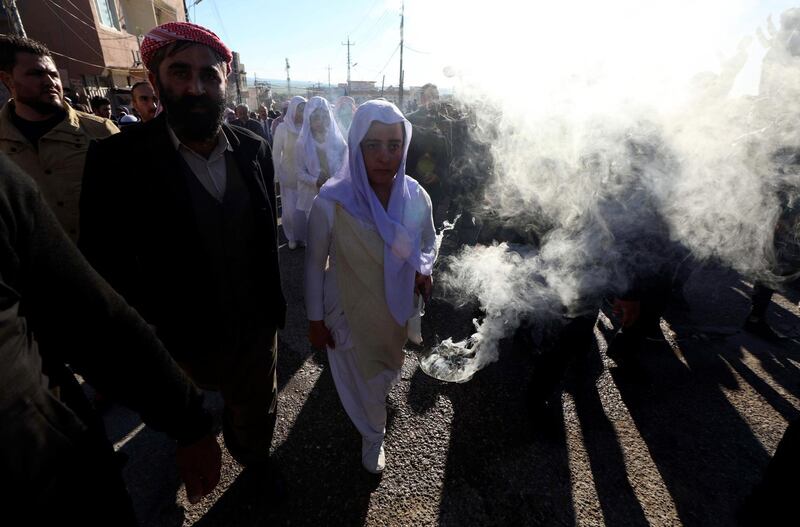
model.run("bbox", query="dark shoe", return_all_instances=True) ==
[744,317,785,341]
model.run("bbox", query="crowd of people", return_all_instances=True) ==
[0,20,435,524]
[0,12,797,525]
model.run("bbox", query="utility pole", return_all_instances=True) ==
[380,75,385,97]
[285,58,291,95]
[254,72,259,104]
[232,52,242,104]
[327,65,332,97]
[398,0,405,111]
[342,37,355,95]
[2,0,26,37]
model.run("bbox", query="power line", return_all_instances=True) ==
[377,43,399,76]
[347,0,383,38]
[43,1,105,61]
[331,8,390,72]
[404,44,430,54]
[46,0,95,31]
[356,9,392,51]
[209,0,231,46]
[64,0,95,24]
[47,0,140,41]
[49,49,146,73]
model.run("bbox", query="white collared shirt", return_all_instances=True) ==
[167,124,232,202]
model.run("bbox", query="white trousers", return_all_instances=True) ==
[280,187,306,243]
[327,346,401,444]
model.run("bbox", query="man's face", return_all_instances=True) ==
[149,43,227,141]
[95,103,111,119]
[3,53,63,116]
[420,87,438,107]
[361,121,404,189]
[258,107,267,121]
[235,106,247,120]
[131,83,158,122]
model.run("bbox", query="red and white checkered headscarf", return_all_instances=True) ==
[141,22,232,73]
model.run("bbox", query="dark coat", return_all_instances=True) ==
[231,117,269,141]
[0,153,210,511]
[79,114,286,362]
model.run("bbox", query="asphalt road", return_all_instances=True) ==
[100,242,800,526]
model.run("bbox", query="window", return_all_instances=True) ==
[95,0,120,30]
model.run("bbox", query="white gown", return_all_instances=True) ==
[304,193,435,443]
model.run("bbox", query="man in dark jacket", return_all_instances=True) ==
[232,102,269,140]
[0,153,221,525]
[80,23,286,473]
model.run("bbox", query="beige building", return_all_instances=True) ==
[1,0,185,110]
[330,80,408,108]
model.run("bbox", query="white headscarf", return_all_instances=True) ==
[320,99,435,326]
[295,96,347,183]
[284,95,307,135]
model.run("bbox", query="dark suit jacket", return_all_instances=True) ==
[231,118,268,141]
[79,114,285,362]
[0,152,211,509]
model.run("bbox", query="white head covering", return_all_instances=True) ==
[296,96,347,183]
[320,99,435,326]
[284,95,307,135]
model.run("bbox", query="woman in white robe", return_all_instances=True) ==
[304,100,436,474]
[295,97,348,222]
[272,96,306,248]
[334,96,357,136]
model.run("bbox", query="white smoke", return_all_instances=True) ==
[417,3,800,381]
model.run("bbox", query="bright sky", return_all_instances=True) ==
[189,0,798,96]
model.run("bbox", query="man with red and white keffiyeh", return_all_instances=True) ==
[80,22,287,493]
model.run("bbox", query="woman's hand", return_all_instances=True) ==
[415,272,433,302]
[309,319,335,350]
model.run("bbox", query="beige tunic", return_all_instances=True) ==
[333,204,407,379]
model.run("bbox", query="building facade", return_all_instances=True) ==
[1,0,186,110]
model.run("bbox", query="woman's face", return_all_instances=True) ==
[310,107,330,138]
[294,102,305,126]
[360,121,404,188]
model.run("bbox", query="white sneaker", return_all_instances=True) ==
[361,438,385,474]
[287,240,297,250]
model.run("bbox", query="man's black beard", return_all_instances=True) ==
[157,80,225,141]
[16,93,63,116]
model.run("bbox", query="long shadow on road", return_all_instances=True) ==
[608,332,774,527]
[195,351,378,526]
[409,355,578,527]
[567,335,651,527]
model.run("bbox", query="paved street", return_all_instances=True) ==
[100,242,800,526]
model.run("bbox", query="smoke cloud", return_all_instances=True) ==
[418,3,800,381]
